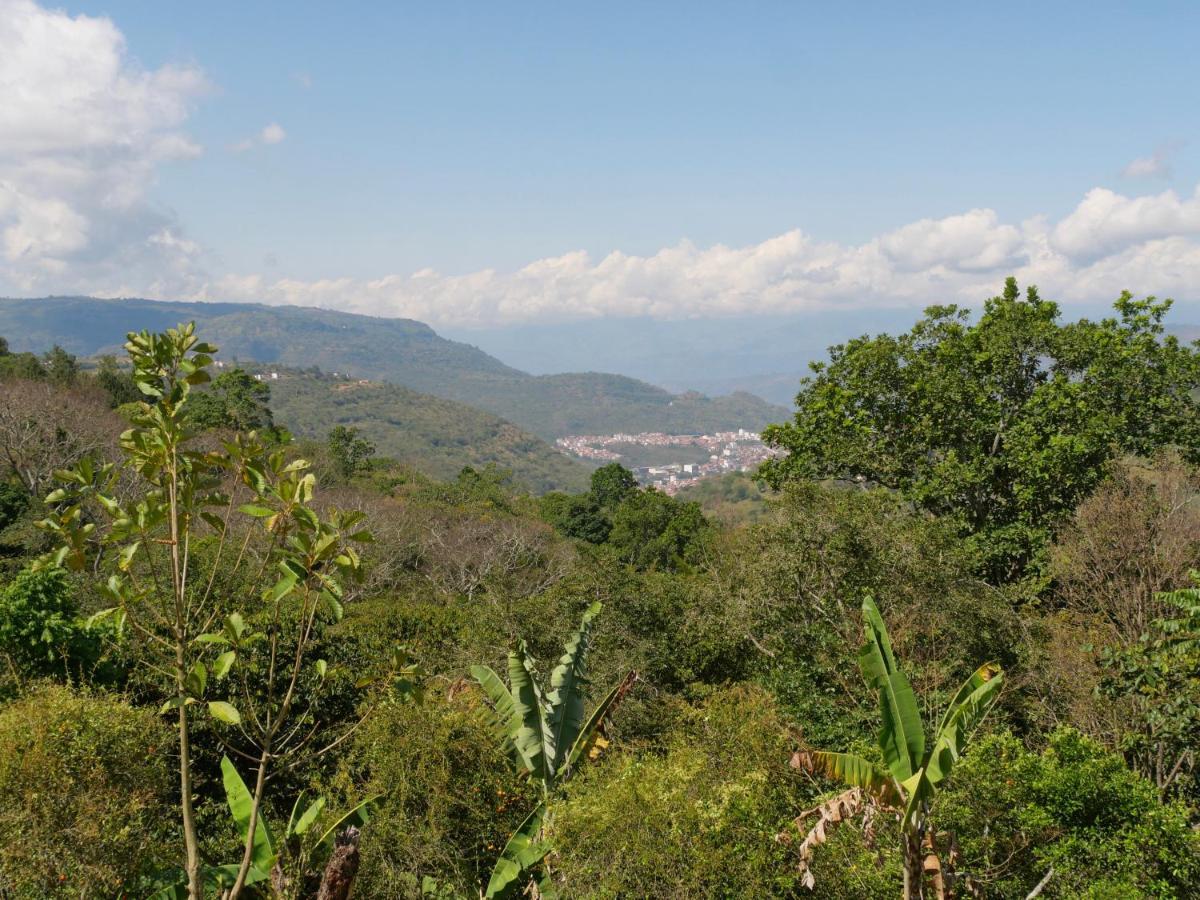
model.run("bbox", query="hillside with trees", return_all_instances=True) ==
[0,297,786,438]
[265,369,592,493]
[1,282,1199,898]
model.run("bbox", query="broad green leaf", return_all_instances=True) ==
[117,541,140,571]
[212,650,236,679]
[934,661,1001,740]
[877,670,924,782]
[472,663,541,777]
[857,597,925,781]
[547,602,602,777]
[315,658,327,679]
[239,503,275,518]
[185,661,207,698]
[316,794,380,848]
[513,646,553,783]
[291,796,325,837]
[484,801,548,899]
[926,665,1003,788]
[220,756,277,874]
[901,769,934,831]
[226,612,247,639]
[265,573,298,604]
[208,701,241,725]
[858,595,900,688]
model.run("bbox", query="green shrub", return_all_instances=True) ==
[336,689,540,898]
[935,728,1200,898]
[0,684,173,897]
[550,685,802,898]
[0,567,105,682]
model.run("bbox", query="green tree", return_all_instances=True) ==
[1098,584,1200,803]
[0,684,173,897]
[0,349,45,380]
[327,424,376,480]
[934,728,1200,898]
[789,596,1003,898]
[187,367,275,434]
[43,345,78,385]
[96,354,142,407]
[0,482,27,532]
[0,566,86,679]
[38,324,394,898]
[589,462,637,508]
[470,602,633,898]
[608,488,709,570]
[538,492,610,544]
[762,279,1200,582]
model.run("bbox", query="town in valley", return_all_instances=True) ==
[557,429,783,493]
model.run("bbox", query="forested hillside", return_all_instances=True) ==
[1,283,1199,899]
[266,370,591,492]
[0,297,786,438]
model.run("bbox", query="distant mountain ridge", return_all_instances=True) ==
[0,296,789,438]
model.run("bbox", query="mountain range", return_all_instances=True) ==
[0,296,787,441]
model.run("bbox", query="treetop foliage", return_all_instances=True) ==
[762,278,1200,581]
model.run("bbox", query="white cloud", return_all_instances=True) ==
[232,122,286,152]
[1050,185,1200,261]
[186,184,1200,326]
[3,0,1200,326]
[0,0,208,292]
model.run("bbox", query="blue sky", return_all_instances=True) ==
[4,0,1200,327]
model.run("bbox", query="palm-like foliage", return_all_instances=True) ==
[790,596,1003,897]
[471,602,632,898]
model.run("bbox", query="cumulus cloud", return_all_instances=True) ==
[1050,185,1200,261]
[186,185,1200,326]
[0,0,208,293]
[3,0,1200,327]
[231,122,286,152]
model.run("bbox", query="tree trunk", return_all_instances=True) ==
[316,826,361,900]
[178,675,202,898]
[902,831,923,900]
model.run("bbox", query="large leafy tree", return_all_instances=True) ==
[588,462,637,509]
[187,367,276,434]
[762,279,1200,581]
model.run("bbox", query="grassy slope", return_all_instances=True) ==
[0,297,789,438]
[267,372,592,494]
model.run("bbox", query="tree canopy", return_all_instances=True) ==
[762,278,1200,581]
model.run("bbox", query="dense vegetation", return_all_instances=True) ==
[0,297,786,439]
[266,369,592,493]
[1,281,1198,898]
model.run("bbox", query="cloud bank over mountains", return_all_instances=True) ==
[2,0,1200,327]
[121,185,1200,326]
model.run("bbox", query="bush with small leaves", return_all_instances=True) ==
[0,684,173,897]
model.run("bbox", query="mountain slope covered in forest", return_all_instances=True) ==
[0,296,788,438]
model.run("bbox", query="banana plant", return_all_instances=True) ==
[787,596,1003,899]
[470,601,634,899]
[147,757,378,899]
[218,755,379,897]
